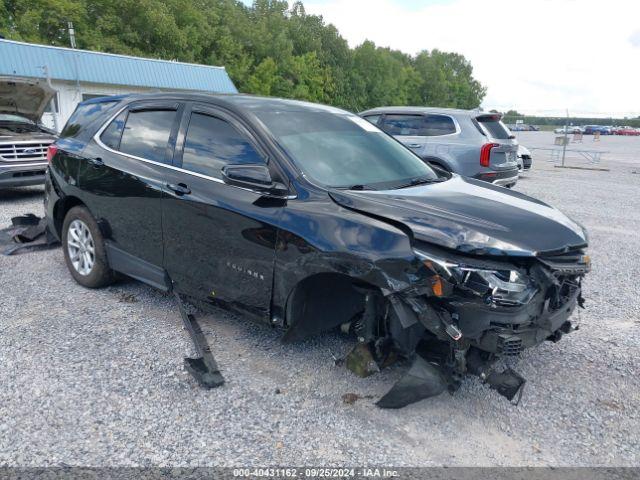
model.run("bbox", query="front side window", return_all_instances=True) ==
[254,110,437,189]
[380,114,425,136]
[118,109,177,163]
[181,112,264,179]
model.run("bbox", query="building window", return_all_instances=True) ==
[82,93,112,102]
[44,93,59,114]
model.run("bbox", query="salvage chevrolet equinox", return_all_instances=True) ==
[45,94,590,408]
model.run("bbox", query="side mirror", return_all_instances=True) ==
[221,164,289,197]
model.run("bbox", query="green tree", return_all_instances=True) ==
[0,0,487,111]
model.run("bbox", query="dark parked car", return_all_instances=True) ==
[360,107,520,188]
[0,76,58,188]
[45,94,590,407]
[583,125,611,135]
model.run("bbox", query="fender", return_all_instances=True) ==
[270,198,427,342]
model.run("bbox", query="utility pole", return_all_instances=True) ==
[67,21,81,100]
[562,109,569,167]
[41,65,59,133]
[68,21,76,49]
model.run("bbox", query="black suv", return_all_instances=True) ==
[45,94,590,407]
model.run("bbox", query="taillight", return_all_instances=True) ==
[46,144,58,163]
[480,143,499,167]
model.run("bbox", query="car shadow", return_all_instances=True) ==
[0,186,45,201]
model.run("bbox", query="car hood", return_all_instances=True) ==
[328,175,588,256]
[0,76,56,122]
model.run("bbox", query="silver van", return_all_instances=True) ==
[360,107,519,187]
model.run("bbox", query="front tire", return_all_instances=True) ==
[62,206,115,288]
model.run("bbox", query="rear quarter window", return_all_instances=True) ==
[362,115,381,125]
[100,111,127,150]
[423,115,457,136]
[60,101,118,139]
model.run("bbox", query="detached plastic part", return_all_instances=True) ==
[467,348,526,405]
[484,368,526,404]
[174,292,225,389]
[1,214,59,255]
[376,355,448,409]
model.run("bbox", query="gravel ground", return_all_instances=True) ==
[0,132,638,467]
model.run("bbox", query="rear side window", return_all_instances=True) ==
[100,111,126,150]
[60,101,117,138]
[423,114,456,136]
[380,115,425,136]
[380,114,456,137]
[118,109,177,163]
[477,116,512,140]
[180,112,264,179]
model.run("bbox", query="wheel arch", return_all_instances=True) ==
[424,156,453,172]
[53,196,86,237]
[282,271,381,343]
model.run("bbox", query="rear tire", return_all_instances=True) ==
[62,206,115,288]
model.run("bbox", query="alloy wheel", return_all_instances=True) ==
[67,219,96,276]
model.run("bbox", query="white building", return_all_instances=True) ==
[0,39,238,132]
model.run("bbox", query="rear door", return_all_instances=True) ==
[475,114,518,171]
[81,100,182,267]
[161,103,283,320]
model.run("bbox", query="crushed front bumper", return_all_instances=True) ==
[472,288,579,355]
[371,256,587,407]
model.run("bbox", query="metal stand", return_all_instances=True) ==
[174,292,225,389]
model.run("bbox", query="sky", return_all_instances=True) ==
[282,0,640,118]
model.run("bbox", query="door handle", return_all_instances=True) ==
[88,157,104,167]
[166,183,191,195]
[408,144,422,148]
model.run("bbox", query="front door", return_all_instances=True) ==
[161,103,283,321]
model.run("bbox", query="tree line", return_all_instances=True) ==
[1,0,486,112]
[499,110,640,128]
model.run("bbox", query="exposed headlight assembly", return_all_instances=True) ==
[415,249,538,306]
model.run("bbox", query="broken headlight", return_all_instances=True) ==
[414,249,538,306]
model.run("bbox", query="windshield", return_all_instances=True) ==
[254,110,438,189]
[0,114,34,124]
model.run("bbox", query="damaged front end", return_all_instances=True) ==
[342,242,590,408]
